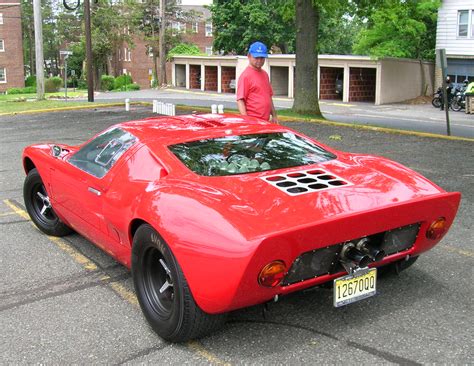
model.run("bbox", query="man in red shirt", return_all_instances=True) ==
[237,42,278,124]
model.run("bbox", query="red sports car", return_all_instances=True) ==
[22,114,460,342]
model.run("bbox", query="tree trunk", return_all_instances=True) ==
[292,0,322,117]
[159,0,167,86]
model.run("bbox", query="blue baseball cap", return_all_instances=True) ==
[248,42,268,58]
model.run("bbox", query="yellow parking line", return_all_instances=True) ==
[3,198,228,365]
[187,341,231,366]
[442,245,473,258]
[329,102,356,107]
[3,199,97,271]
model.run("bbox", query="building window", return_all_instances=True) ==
[192,22,198,33]
[0,13,3,25]
[205,47,213,56]
[205,22,213,37]
[472,10,474,37]
[0,68,6,83]
[124,48,131,62]
[172,21,185,33]
[458,10,469,37]
[0,39,4,52]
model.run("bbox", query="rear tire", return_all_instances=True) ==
[23,168,72,236]
[432,97,441,108]
[132,224,226,342]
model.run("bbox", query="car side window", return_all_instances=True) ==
[69,128,137,178]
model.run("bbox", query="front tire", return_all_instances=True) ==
[132,224,226,342]
[451,98,462,111]
[23,168,72,236]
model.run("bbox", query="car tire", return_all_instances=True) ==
[132,224,226,342]
[23,168,72,237]
[378,256,419,277]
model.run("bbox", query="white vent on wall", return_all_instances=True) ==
[262,168,352,196]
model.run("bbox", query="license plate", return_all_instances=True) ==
[333,268,377,307]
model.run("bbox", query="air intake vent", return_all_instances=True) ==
[193,120,225,128]
[262,168,352,196]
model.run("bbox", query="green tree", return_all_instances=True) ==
[353,0,439,60]
[209,0,295,54]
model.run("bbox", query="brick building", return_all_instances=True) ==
[0,0,25,92]
[115,0,213,89]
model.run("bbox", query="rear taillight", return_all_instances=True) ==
[258,261,287,287]
[426,217,447,240]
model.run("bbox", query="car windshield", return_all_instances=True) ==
[169,132,336,176]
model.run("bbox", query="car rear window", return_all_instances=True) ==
[69,128,137,178]
[169,132,336,176]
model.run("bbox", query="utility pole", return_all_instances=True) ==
[33,0,45,100]
[84,0,94,102]
[159,0,166,86]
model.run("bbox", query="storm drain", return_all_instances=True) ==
[262,168,352,196]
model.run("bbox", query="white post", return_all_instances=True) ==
[185,63,190,89]
[217,64,222,93]
[125,98,130,111]
[218,104,224,114]
[211,104,217,114]
[153,100,157,113]
[201,64,205,91]
[171,104,176,116]
[33,0,45,100]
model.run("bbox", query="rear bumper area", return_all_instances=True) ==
[225,192,460,312]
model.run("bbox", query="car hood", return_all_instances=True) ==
[159,153,449,240]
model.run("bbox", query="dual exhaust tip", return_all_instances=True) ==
[340,238,385,269]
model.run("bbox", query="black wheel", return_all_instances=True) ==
[377,256,418,277]
[451,99,462,112]
[132,224,226,342]
[431,97,441,108]
[23,168,72,236]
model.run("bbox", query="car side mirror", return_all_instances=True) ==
[52,145,62,157]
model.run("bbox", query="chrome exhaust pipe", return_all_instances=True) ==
[356,238,386,262]
[340,243,372,268]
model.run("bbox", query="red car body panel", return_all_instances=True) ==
[22,114,461,314]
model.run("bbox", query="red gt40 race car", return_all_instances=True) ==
[22,114,460,342]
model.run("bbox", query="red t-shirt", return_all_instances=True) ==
[237,66,273,120]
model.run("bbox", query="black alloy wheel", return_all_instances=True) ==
[132,224,226,342]
[23,168,72,236]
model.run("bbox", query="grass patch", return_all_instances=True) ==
[0,91,118,115]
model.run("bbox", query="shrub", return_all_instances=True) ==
[7,86,36,94]
[100,75,115,91]
[45,76,63,92]
[126,83,140,91]
[25,75,37,87]
[77,79,88,89]
[114,74,133,90]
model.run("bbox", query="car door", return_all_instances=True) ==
[50,128,137,241]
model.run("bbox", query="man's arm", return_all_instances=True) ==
[270,99,279,124]
[237,99,247,115]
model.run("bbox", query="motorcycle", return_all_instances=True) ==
[451,87,466,112]
[432,87,443,108]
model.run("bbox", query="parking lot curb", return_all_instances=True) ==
[0,101,148,117]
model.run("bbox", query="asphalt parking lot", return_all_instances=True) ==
[0,106,472,364]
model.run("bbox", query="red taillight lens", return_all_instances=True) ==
[426,217,447,240]
[258,260,286,287]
